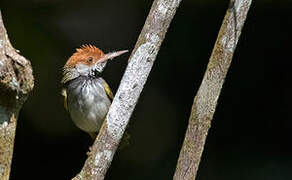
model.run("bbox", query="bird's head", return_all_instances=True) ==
[62,45,127,84]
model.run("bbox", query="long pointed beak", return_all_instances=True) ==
[98,50,128,63]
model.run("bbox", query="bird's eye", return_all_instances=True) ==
[88,57,93,62]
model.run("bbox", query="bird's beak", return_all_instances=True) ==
[98,50,128,63]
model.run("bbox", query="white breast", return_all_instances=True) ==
[66,77,111,133]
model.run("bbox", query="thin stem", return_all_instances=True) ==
[72,0,182,179]
[173,0,252,179]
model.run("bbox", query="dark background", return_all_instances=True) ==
[0,0,291,179]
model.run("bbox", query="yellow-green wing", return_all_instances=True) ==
[61,88,68,111]
[103,81,113,101]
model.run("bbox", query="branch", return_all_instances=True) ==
[173,0,252,179]
[0,11,34,179]
[72,0,182,179]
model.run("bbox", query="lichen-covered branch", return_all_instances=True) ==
[72,0,182,179]
[0,11,34,179]
[173,0,252,179]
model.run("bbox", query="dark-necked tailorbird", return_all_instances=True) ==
[61,45,128,139]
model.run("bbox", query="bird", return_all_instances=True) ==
[61,45,128,139]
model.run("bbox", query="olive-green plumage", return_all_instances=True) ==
[61,45,127,139]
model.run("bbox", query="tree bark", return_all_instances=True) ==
[173,0,252,179]
[72,0,182,179]
[0,11,34,180]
